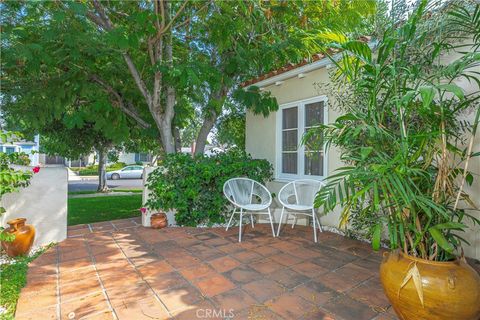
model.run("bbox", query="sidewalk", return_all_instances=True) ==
[67,168,97,181]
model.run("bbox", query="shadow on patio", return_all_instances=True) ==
[14,218,480,320]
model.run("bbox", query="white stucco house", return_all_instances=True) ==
[243,50,480,259]
[0,134,40,166]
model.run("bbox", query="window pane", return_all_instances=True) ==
[305,101,324,127]
[139,153,148,162]
[5,147,15,154]
[304,127,323,152]
[282,153,297,174]
[282,107,298,129]
[282,130,297,151]
[305,152,323,176]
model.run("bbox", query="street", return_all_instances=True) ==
[68,178,143,192]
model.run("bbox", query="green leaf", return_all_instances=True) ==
[437,84,465,100]
[428,228,455,253]
[372,223,381,251]
[360,147,373,160]
[466,173,474,186]
[431,222,467,230]
[419,86,434,109]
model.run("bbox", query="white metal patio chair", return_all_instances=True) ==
[223,177,275,242]
[276,179,325,242]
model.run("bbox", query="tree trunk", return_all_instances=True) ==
[97,148,109,193]
[194,85,229,156]
[194,110,217,156]
[173,127,182,152]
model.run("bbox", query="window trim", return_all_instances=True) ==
[275,95,328,181]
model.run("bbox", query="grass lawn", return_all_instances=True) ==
[68,189,143,196]
[68,194,142,225]
[0,248,48,319]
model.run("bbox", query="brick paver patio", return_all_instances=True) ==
[14,218,480,320]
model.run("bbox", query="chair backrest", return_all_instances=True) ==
[278,179,325,208]
[223,178,272,207]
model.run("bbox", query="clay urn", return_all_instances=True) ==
[1,218,36,257]
[150,212,168,229]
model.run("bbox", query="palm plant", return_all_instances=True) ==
[308,0,480,261]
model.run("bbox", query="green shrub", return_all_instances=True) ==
[76,162,127,175]
[107,162,127,171]
[146,149,273,226]
[78,168,98,176]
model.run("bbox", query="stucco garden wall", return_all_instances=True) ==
[1,167,68,248]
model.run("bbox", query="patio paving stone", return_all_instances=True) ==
[318,263,374,292]
[266,293,317,319]
[322,294,379,320]
[268,268,310,289]
[15,218,479,319]
[242,278,286,303]
[179,263,216,281]
[114,296,169,320]
[211,288,257,313]
[222,265,263,285]
[209,256,241,272]
[60,291,110,320]
[15,305,57,320]
[249,257,285,274]
[231,250,262,263]
[194,273,236,297]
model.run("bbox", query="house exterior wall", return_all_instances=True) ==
[117,152,137,165]
[246,51,480,259]
[246,65,343,228]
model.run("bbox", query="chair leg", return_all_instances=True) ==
[238,208,243,242]
[268,208,275,237]
[276,206,285,237]
[315,214,323,233]
[312,209,317,243]
[250,213,254,228]
[226,208,236,231]
[292,214,297,229]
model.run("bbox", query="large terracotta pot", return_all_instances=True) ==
[380,251,480,320]
[150,212,168,229]
[1,218,36,257]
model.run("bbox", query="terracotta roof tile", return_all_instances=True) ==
[241,36,371,88]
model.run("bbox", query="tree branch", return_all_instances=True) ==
[85,0,153,106]
[90,75,151,129]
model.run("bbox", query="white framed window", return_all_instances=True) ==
[276,95,328,180]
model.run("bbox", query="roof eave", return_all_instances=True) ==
[245,53,340,89]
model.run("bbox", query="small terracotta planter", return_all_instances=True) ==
[1,218,36,257]
[150,212,168,229]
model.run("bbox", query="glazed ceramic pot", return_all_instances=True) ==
[150,212,168,229]
[380,251,480,320]
[1,218,36,257]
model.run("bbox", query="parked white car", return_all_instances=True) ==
[106,165,144,180]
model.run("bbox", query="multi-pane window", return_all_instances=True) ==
[304,101,324,176]
[281,107,298,174]
[277,97,327,179]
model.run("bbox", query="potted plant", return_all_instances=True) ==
[307,1,480,319]
[0,132,39,257]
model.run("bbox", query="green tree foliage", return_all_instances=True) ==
[146,149,273,226]
[1,0,377,159]
[307,0,480,261]
[215,111,246,150]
